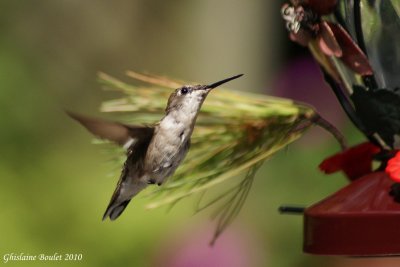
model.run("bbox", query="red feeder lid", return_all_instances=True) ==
[304,171,400,256]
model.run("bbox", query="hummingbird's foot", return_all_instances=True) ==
[147,179,156,185]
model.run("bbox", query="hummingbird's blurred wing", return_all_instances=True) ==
[67,111,155,220]
[67,112,154,147]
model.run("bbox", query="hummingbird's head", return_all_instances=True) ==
[165,74,243,115]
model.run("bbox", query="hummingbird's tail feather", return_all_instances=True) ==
[103,199,131,221]
[102,178,149,221]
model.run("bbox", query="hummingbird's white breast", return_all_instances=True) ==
[143,113,192,184]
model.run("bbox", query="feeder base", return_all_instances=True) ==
[304,172,400,256]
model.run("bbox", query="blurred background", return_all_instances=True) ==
[1,1,398,267]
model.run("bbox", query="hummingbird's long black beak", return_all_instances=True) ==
[205,74,243,89]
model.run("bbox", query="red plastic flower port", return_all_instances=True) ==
[319,142,381,181]
[386,151,400,182]
[281,0,373,76]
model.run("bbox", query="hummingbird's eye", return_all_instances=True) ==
[180,87,189,95]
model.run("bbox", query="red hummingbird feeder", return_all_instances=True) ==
[305,142,400,256]
[304,171,400,256]
[281,0,400,256]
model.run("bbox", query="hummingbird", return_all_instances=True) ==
[68,74,243,221]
